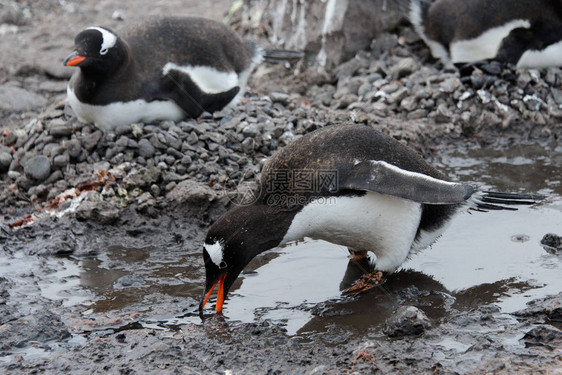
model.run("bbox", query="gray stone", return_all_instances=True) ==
[383,305,432,338]
[242,123,259,137]
[270,92,290,105]
[49,123,73,137]
[4,131,17,146]
[165,133,182,150]
[16,175,33,190]
[82,131,103,151]
[400,97,418,112]
[115,125,132,136]
[44,170,64,185]
[541,233,562,251]
[0,85,47,111]
[75,200,120,224]
[123,167,162,189]
[66,138,82,159]
[137,138,156,158]
[53,153,70,169]
[167,147,183,159]
[392,57,419,79]
[522,325,562,350]
[115,135,129,147]
[149,134,167,150]
[0,152,11,172]
[24,155,51,181]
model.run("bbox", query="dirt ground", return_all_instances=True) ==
[0,0,561,374]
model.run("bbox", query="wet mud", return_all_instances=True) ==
[1,0,561,374]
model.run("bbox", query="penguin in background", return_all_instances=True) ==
[64,16,302,132]
[409,0,562,68]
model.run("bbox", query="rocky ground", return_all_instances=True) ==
[0,0,561,373]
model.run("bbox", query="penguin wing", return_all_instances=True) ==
[342,160,474,204]
[160,68,240,118]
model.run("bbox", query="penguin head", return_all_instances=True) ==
[198,204,290,315]
[64,26,126,74]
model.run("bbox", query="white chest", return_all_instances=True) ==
[449,19,531,63]
[517,40,562,68]
[67,86,185,132]
[281,192,424,272]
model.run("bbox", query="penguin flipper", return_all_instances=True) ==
[199,86,240,113]
[343,160,474,204]
[161,70,239,118]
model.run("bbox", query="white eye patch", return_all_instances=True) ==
[86,26,117,55]
[204,241,225,267]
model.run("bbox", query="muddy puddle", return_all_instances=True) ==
[2,143,561,356]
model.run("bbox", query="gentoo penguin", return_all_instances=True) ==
[409,0,562,68]
[64,17,301,132]
[199,124,543,314]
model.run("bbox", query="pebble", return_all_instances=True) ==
[82,131,103,151]
[137,138,155,158]
[53,153,70,169]
[24,155,51,181]
[66,138,82,159]
[0,152,11,172]
[242,123,259,137]
[383,305,432,338]
[49,122,73,137]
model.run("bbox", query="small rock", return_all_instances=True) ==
[540,233,562,252]
[270,92,289,105]
[0,152,11,172]
[123,167,162,189]
[53,153,70,169]
[66,138,82,159]
[242,124,259,137]
[4,131,17,146]
[392,57,419,79]
[24,155,51,181]
[137,138,155,158]
[75,200,120,224]
[82,131,103,151]
[49,122,73,137]
[522,325,562,350]
[383,305,432,338]
[400,97,418,112]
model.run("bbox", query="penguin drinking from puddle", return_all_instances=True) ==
[409,0,562,68]
[199,124,544,314]
[64,17,302,132]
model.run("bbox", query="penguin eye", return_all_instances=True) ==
[100,48,108,55]
[219,261,227,269]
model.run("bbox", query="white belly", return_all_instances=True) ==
[281,192,423,272]
[517,40,562,68]
[450,19,531,63]
[67,86,185,132]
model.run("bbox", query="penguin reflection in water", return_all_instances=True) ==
[199,124,544,315]
[64,17,301,132]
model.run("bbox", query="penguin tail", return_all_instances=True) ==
[469,191,546,212]
[262,48,304,63]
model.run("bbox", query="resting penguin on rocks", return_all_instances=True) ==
[64,17,302,132]
[409,0,562,68]
[199,124,544,314]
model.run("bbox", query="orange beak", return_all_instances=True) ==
[64,52,87,66]
[200,273,227,314]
